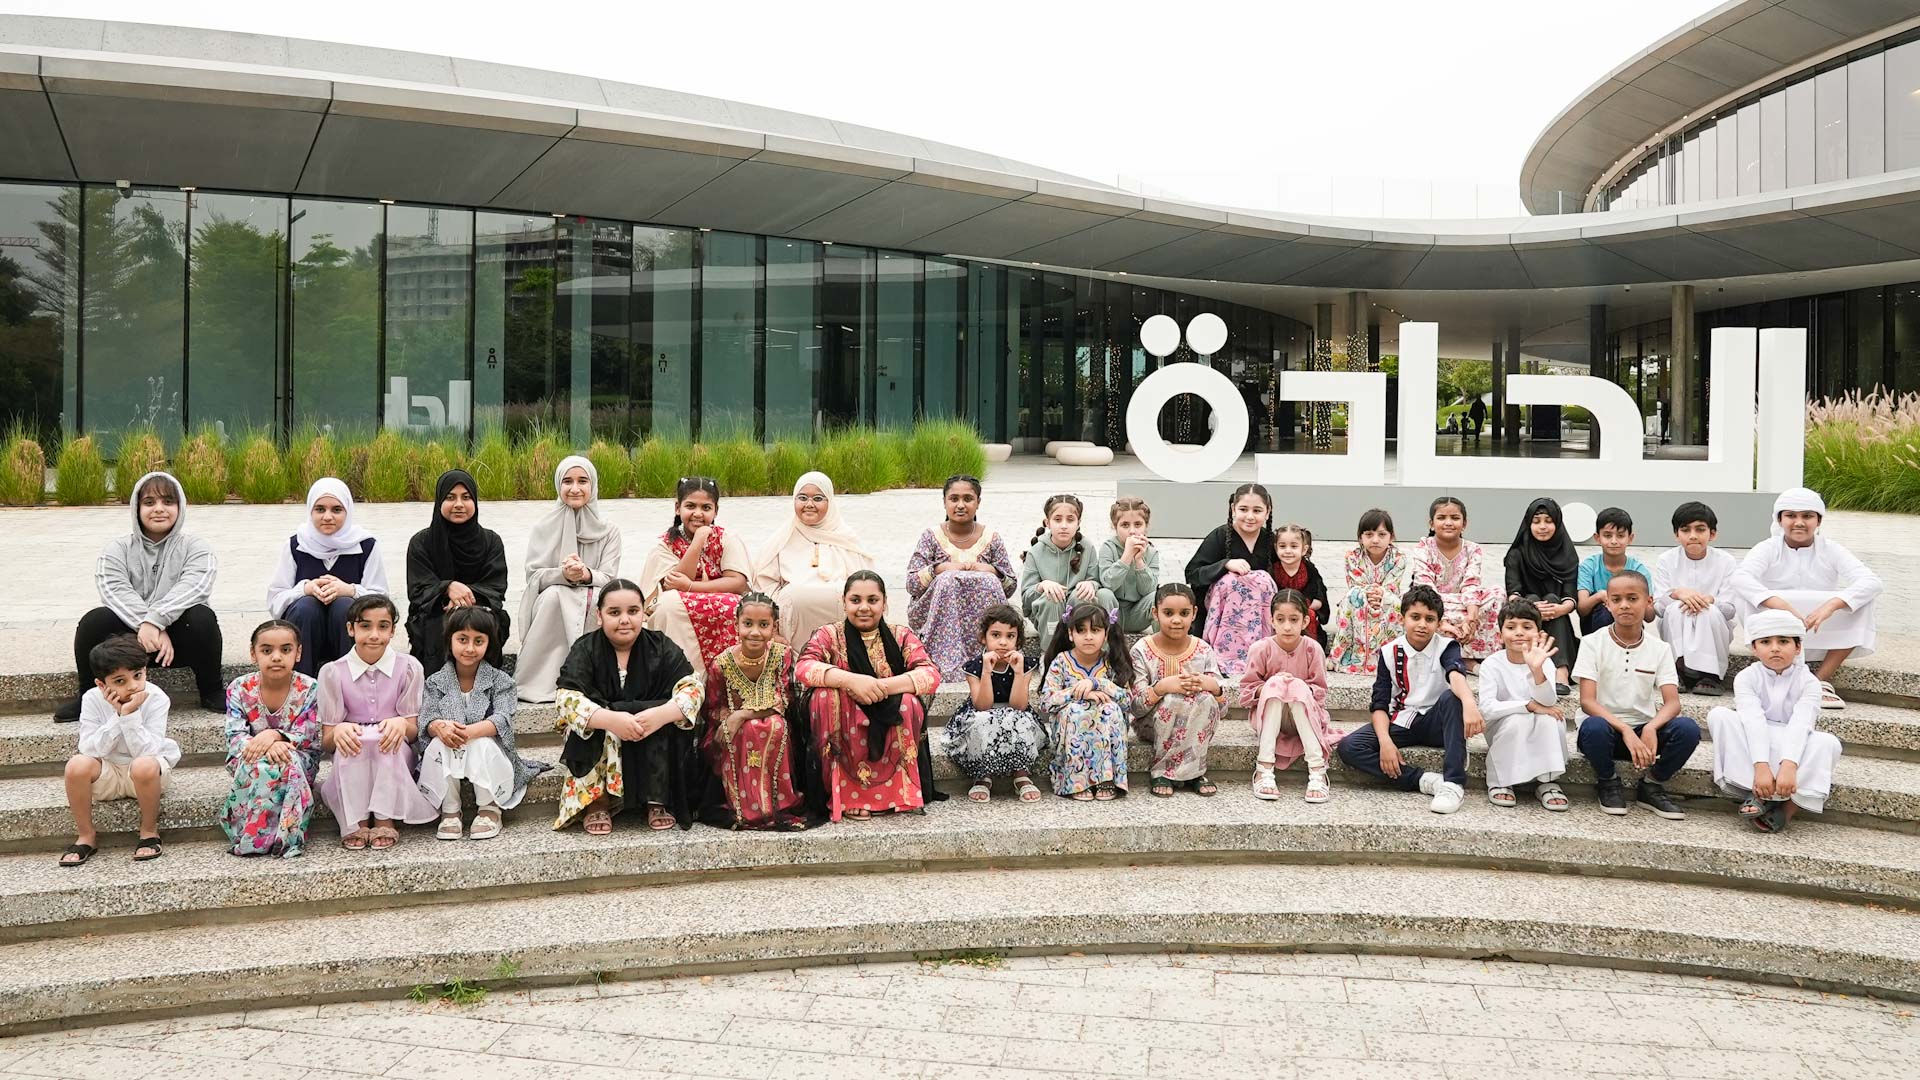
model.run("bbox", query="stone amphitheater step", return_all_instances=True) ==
[4,861,1918,1033]
[6,724,1920,849]
[8,782,1920,947]
[6,677,1920,776]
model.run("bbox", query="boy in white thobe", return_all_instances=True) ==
[1707,609,1843,834]
[1731,487,1882,710]
[1653,500,1737,696]
[1476,599,1569,811]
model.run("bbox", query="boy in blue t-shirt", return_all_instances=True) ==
[1577,507,1653,635]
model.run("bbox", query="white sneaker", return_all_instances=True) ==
[1429,781,1465,814]
[1417,772,1442,796]
[1304,771,1330,804]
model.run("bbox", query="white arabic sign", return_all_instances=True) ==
[1125,320,1804,494]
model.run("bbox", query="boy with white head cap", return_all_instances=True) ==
[1707,608,1844,834]
[1730,487,1882,709]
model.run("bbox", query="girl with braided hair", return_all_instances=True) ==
[1019,494,1115,636]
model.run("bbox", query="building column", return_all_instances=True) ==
[1504,329,1522,443]
[1587,303,1608,456]
[1313,302,1334,450]
[1489,337,1504,442]
[1669,284,1696,446]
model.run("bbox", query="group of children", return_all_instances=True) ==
[57,471,1882,865]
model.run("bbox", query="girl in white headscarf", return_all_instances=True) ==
[516,456,624,703]
[752,471,877,645]
[1731,486,1883,709]
[267,478,387,676]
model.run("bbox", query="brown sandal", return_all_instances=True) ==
[368,824,399,850]
[583,808,613,835]
[342,827,370,850]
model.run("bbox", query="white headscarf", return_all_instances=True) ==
[752,470,875,586]
[1746,608,1805,644]
[1770,487,1826,539]
[294,477,372,560]
[525,455,613,571]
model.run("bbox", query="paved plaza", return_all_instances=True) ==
[2,951,1914,1080]
[3,453,1917,676]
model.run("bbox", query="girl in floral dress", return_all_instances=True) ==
[1041,602,1135,800]
[221,619,322,858]
[1130,584,1226,798]
[1412,496,1499,666]
[906,475,1017,680]
[701,593,809,830]
[943,604,1043,803]
[1184,483,1278,675]
[1328,508,1406,675]
[640,477,751,671]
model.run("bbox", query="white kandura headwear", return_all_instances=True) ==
[294,477,372,559]
[1770,487,1827,540]
[1746,608,1805,644]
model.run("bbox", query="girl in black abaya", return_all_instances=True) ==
[406,470,511,672]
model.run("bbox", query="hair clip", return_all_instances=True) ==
[1061,610,1075,625]
[1107,607,1120,626]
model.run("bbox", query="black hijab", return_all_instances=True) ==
[555,626,696,777]
[1505,497,1579,595]
[843,617,909,758]
[426,469,490,574]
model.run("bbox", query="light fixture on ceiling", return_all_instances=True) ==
[379,198,395,205]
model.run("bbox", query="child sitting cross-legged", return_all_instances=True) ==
[415,607,549,841]
[1653,500,1738,696]
[1573,571,1699,819]
[60,634,181,866]
[1240,588,1341,804]
[1708,609,1845,834]
[1475,599,1571,811]
[1335,585,1483,814]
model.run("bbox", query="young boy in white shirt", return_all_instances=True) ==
[1572,570,1698,819]
[1707,609,1844,834]
[1476,599,1570,811]
[1336,585,1484,814]
[1731,487,1883,710]
[60,634,182,866]
[1653,501,1737,696]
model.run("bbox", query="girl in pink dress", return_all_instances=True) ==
[316,595,438,849]
[1327,508,1406,675]
[1240,589,1341,804]
[1411,496,1499,666]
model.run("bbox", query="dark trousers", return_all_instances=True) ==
[72,604,224,701]
[1581,605,1616,636]
[284,594,354,677]
[1576,714,1701,783]
[1337,693,1468,789]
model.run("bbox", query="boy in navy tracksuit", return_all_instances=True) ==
[1337,585,1483,814]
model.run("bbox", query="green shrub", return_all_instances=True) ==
[287,426,342,494]
[361,432,411,502]
[766,440,809,495]
[53,435,108,505]
[709,436,769,496]
[409,436,457,500]
[174,428,229,505]
[683,443,716,490]
[870,430,908,492]
[234,435,291,504]
[515,427,568,500]
[813,428,876,493]
[585,440,632,498]
[112,426,168,495]
[341,441,371,500]
[0,426,45,505]
[901,418,983,489]
[469,428,514,501]
[633,436,689,498]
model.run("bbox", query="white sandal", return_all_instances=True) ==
[436,813,464,841]
[1303,770,1330,804]
[1251,763,1281,801]
[967,781,991,803]
[1818,680,1845,710]
[1537,783,1570,812]
[1488,786,1517,808]
[469,807,502,840]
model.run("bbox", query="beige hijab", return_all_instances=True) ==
[525,455,615,571]
[753,471,875,589]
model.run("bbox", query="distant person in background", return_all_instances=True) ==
[1468,396,1487,439]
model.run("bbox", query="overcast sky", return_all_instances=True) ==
[3,0,1716,215]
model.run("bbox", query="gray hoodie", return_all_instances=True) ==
[95,471,218,630]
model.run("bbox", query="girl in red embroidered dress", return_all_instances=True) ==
[701,592,807,830]
[641,477,751,670]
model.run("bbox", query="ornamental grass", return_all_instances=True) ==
[112,426,168,495]
[1804,392,1920,514]
[174,428,229,506]
[53,435,108,506]
[0,425,45,505]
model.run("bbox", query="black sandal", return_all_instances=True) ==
[132,836,163,861]
[1191,775,1218,797]
[58,843,95,867]
[1150,778,1175,798]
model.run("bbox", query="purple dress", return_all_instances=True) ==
[316,650,439,834]
[906,526,1017,681]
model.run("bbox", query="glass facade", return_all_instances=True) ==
[1602,29,1920,210]
[0,179,1307,452]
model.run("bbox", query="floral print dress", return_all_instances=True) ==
[1411,536,1500,660]
[1328,544,1407,674]
[906,526,1017,681]
[220,671,322,858]
[1129,636,1225,782]
[1041,652,1133,796]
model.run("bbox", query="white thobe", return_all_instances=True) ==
[1731,537,1882,659]
[1653,546,1738,677]
[1475,652,1568,788]
[1708,661,1842,812]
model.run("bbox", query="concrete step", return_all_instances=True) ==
[5,861,1919,1033]
[7,676,1920,777]
[9,780,1920,945]
[6,723,1920,849]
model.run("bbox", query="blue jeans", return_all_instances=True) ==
[1337,694,1468,790]
[1576,714,1701,783]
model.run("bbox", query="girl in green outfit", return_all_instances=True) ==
[1019,495,1116,636]
[1099,497,1161,634]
